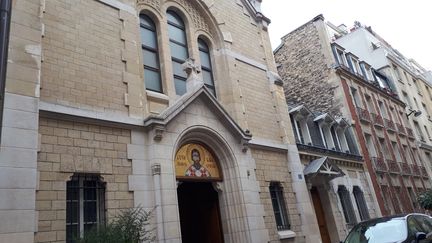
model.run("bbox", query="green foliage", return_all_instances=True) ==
[77,207,155,243]
[418,189,432,210]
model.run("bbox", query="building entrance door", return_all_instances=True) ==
[177,181,224,243]
[311,187,331,243]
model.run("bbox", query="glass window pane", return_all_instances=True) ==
[174,77,186,95]
[168,25,186,44]
[172,61,187,78]
[170,42,188,61]
[143,49,159,69]
[167,11,184,27]
[67,201,79,223]
[144,68,162,92]
[198,39,209,51]
[140,27,157,49]
[139,15,155,30]
[205,84,216,96]
[202,70,213,86]
[66,224,78,243]
[199,51,211,69]
[84,201,97,222]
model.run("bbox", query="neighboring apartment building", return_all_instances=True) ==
[274,14,431,242]
[289,104,378,242]
[332,22,432,181]
[0,0,324,243]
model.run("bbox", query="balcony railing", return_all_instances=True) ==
[356,107,371,123]
[411,164,421,177]
[396,123,406,135]
[406,128,415,139]
[370,113,384,127]
[371,157,387,173]
[387,160,400,174]
[399,162,411,175]
[384,118,396,132]
[420,166,429,178]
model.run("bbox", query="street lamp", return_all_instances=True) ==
[406,109,422,118]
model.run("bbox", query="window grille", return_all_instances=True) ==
[353,186,370,221]
[338,186,357,225]
[269,182,290,230]
[66,174,106,243]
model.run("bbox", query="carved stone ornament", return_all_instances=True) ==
[153,125,165,141]
[241,138,249,153]
[152,163,162,175]
[183,58,204,92]
[173,0,210,33]
[137,0,161,13]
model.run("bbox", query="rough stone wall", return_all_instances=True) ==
[253,149,305,243]
[35,118,133,242]
[274,21,341,116]
[41,0,127,114]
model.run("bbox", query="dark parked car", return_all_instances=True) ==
[344,213,432,243]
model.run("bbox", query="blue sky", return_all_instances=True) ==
[262,0,432,71]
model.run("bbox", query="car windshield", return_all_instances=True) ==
[345,218,407,243]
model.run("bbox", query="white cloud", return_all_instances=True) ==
[262,0,432,71]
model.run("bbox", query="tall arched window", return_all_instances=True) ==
[198,38,215,96]
[140,14,162,93]
[167,10,189,95]
[338,185,357,225]
[353,186,370,221]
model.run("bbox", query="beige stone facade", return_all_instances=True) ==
[1,0,323,243]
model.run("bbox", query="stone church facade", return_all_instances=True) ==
[0,0,323,243]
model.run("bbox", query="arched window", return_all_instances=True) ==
[269,182,290,230]
[338,185,357,225]
[167,10,189,95]
[140,14,162,93]
[198,38,215,96]
[66,174,106,242]
[353,186,370,221]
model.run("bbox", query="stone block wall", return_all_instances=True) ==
[274,19,342,116]
[41,0,128,114]
[252,149,305,243]
[35,118,133,242]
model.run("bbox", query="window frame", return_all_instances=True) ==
[338,186,357,225]
[66,174,106,243]
[167,10,189,95]
[269,182,290,231]
[353,186,370,221]
[198,38,216,96]
[140,14,163,93]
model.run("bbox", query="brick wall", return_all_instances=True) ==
[35,118,133,242]
[274,20,342,116]
[252,149,305,243]
[41,0,128,114]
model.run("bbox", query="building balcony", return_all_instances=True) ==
[411,164,421,177]
[356,107,371,123]
[396,123,406,136]
[384,118,396,132]
[371,157,387,173]
[296,143,363,161]
[399,162,412,176]
[387,160,400,174]
[406,128,415,139]
[420,166,429,178]
[370,113,384,127]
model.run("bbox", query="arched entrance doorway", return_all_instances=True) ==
[175,143,224,243]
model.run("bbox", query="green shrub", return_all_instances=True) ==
[77,207,155,243]
[418,189,432,211]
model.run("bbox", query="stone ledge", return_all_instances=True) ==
[278,230,296,239]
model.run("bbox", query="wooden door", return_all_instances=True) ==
[311,187,331,243]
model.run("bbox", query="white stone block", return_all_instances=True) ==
[4,93,38,113]
[0,210,35,233]
[0,189,35,210]
[128,175,153,191]
[162,205,179,222]
[0,232,34,243]
[131,159,151,175]
[133,190,155,208]
[2,108,38,130]
[0,147,37,168]
[1,127,38,149]
[127,144,146,160]
[0,168,37,189]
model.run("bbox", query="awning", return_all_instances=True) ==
[303,156,345,180]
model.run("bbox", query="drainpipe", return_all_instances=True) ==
[0,0,12,140]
